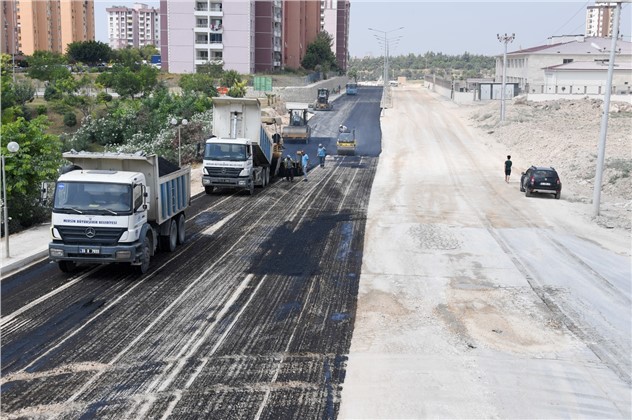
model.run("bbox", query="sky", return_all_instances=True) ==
[94,1,632,58]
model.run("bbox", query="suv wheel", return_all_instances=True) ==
[525,188,532,197]
[555,191,561,200]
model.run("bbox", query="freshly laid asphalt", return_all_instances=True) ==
[0,90,354,279]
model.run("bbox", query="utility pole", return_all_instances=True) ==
[497,33,515,122]
[593,1,627,216]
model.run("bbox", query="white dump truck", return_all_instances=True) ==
[202,97,281,195]
[48,151,191,274]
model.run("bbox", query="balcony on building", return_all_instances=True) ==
[195,1,208,11]
[195,36,209,48]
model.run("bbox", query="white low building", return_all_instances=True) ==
[542,60,632,95]
[497,36,632,96]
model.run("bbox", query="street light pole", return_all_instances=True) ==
[369,27,404,87]
[497,33,515,122]
[593,1,625,217]
[170,118,188,167]
[2,141,20,259]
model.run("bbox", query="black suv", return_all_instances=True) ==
[520,166,562,199]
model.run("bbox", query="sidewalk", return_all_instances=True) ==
[0,223,51,278]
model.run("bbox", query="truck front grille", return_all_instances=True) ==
[206,167,242,178]
[56,226,126,245]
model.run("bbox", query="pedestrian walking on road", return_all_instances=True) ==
[317,144,327,168]
[284,155,295,182]
[301,152,310,181]
[505,155,512,183]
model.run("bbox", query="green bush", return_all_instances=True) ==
[36,104,47,115]
[97,92,113,103]
[44,85,62,101]
[63,112,77,127]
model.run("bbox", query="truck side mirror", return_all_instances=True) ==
[40,181,49,203]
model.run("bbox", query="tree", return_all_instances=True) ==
[96,64,158,99]
[221,70,242,89]
[1,54,16,113]
[26,51,71,83]
[1,116,63,229]
[139,45,159,61]
[197,62,224,79]
[66,40,112,66]
[301,32,337,72]
[13,80,36,107]
[348,69,358,83]
[179,73,218,97]
[111,47,143,70]
[227,80,247,98]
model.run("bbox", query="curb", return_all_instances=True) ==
[1,250,49,278]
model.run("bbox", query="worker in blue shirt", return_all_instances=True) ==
[317,144,327,168]
[301,152,309,181]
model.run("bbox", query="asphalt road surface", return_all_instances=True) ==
[3,85,630,419]
[281,86,383,161]
[0,87,382,419]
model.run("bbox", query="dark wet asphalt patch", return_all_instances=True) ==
[330,312,349,322]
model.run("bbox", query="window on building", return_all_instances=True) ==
[563,59,573,64]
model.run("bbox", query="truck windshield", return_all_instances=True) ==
[204,143,247,161]
[53,182,132,215]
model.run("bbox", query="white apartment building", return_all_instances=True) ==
[107,3,160,50]
[163,0,255,74]
[321,0,337,43]
[585,2,615,38]
[320,0,350,71]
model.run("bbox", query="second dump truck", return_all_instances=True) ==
[48,151,191,274]
[202,97,281,195]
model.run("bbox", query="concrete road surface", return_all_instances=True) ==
[339,85,631,419]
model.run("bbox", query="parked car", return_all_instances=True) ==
[520,166,562,199]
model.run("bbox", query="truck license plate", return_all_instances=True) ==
[79,247,100,254]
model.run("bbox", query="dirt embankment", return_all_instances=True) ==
[458,97,632,230]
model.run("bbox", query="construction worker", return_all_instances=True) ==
[284,155,295,182]
[301,151,309,181]
[317,144,327,168]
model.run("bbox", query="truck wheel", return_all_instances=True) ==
[205,186,214,195]
[58,260,76,273]
[176,214,186,244]
[248,178,254,195]
[160,220,177,252]
[264,167,269,186]
[137,236,151,274]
